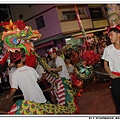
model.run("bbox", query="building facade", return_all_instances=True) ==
[9,4,109,56]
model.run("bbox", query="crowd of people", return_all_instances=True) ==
[1,23,120,114]
[0,35,108,100]
[1,17,120,114]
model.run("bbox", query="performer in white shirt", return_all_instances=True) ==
[48,48,70,80]
[102,25,120,114]
[6,51,46,103]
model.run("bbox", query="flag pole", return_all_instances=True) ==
[74,5,87,43]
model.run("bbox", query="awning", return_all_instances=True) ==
[72,28,107,37]
[74,33,94,39]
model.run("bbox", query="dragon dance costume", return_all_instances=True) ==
[0,20,80,114]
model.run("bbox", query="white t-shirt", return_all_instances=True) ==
[36,64,45,79]
[10,65,46,103]
[102,44,120,72]
[55,56,70,79]
[9,67,16,85]
[67,65,74,74]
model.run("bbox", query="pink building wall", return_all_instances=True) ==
[26,5,62,41]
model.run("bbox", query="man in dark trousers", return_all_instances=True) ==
[102,25,120,114]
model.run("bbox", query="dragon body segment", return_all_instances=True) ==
[0,20,79,114]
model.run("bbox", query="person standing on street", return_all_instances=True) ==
[6,51,46,103]
[35,59,54,103]
[48,48,70,80]
[47,48,73,106]
[102,25,120,114]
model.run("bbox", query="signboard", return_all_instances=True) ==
[35,41,54,49]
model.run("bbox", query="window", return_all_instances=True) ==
[62,8,87,20]
[62,11,76,20]
[79,8,85,14]
[78,8,87,18]
[89,7,104,20]
[35,16,45,29]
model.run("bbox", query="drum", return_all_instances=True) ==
[75,62,94,81]
[0,97,13,112]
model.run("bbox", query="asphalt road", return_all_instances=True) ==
[77,81,116,114]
